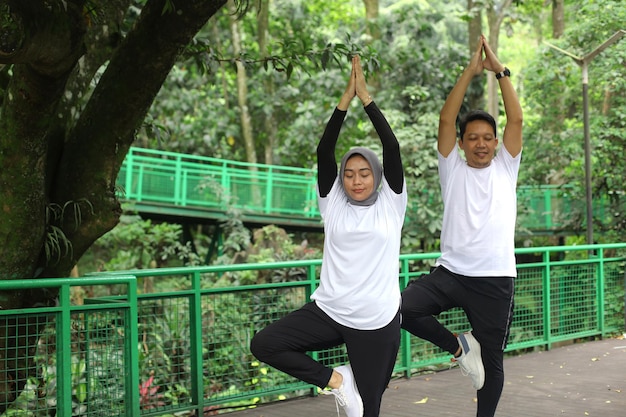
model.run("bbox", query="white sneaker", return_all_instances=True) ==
[320,364,363,417]
[454,331,485,390]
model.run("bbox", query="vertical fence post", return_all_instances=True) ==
[181,166,188,206]
[542,248,553,349]
[221,161,230,203]
[57,282,73,415]
[399,258,412,378]
[125,276,141,417]
[543,186,553,230]
[596,247,606,335]
[265,167,273,214]
[174,154,183,206]
[189,271,206,416]
[306,263,319,396]
[306,173,317,218]
[124,148,135,199]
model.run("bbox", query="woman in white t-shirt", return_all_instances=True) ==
[250,56,407,417]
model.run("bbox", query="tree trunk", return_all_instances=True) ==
[0,1,86,287]
[550,0,566,137]
[486,0,513,119]
[0,0,230,410]
[467,0,484,112]
[228,0,257,165]
[552,0,565,39]
[257,0,278,165]
[52,0,229,278]
[362,0,380,94]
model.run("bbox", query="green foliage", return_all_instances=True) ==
[129,0,626,255]
[127,2,439,255]
[520,0,626,243]
[603,261,626,331]
[44,200,95,266]
[82,215,201,273]
[215,209,252,262]
[132,280,315,412]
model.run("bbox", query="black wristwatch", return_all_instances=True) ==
[495,67,510,79]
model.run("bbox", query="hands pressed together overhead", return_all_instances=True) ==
[339,36,507,113]
[338,55,373,110]
[468,35,506,76]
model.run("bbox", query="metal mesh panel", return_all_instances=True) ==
[603,261,626,332]
[204,287,315,409]
[137,297,192,414]
[510,267,546,345]
[134,163,177,203]
[270,174,316,215]
[79,310,128,416]
[0,314,56,415]
[550,264,598,337]
[0,310,129,417]
[192,171,223,206]
[405,307,471,372]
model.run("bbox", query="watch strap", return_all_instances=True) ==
[495,67,511,79]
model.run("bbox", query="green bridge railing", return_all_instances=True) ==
[118,147,321,229]
[0,243,624,415]
[117,147,604,233]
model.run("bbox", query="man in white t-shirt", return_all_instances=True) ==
[401,35,523,417]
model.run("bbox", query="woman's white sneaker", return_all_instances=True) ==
[321,364,364,417]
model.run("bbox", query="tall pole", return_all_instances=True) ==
[544,30,626,245]
[581,63,593,246]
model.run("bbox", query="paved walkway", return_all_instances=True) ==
[227,336,626,416]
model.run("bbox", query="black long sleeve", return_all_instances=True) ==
[316,102,404,198]
[316,108,346,197]
[364,102,404,194]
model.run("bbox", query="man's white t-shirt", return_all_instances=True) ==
[436,145,521,277]
[311,177,407,330]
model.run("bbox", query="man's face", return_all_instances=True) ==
[459,120,499,168]
[343,154,374,202]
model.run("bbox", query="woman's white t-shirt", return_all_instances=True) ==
[311,177,407,330]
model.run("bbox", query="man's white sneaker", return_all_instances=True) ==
[454,331,485,390]
[320,364,363,417]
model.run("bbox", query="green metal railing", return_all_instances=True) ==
[117,147,605,233]
[0,276,139,416]
[1,243,624,416]
[118,147,320,228]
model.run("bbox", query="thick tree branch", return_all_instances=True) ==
[0,1,86,77]
[48,0,228,276]
[0,1,86,282]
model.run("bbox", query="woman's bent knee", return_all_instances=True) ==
[250,330,270,361]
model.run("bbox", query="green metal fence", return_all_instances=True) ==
[0,276,139,416]
[117,147,607,233]
[0,244,624,416]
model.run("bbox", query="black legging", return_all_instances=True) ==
[251,302,401,417]
[400,266,514,417]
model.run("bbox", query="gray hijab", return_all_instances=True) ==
[338,147,383,206]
